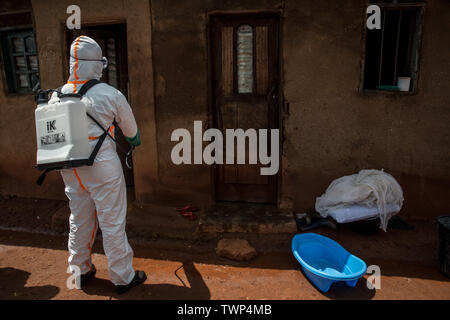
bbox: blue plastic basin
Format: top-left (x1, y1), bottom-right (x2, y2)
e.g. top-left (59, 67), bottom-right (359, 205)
top-left (292, 233), bottom-right (367, 293)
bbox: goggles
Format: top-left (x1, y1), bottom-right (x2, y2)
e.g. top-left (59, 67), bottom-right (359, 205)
top-left (71, 55), bottom-right (108, 69)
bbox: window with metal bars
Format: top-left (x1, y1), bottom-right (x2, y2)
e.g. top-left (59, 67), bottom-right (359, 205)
top-left (363, 1), bottom-right (424, 93)
top-left (0, 28), bottom-right (40, 94)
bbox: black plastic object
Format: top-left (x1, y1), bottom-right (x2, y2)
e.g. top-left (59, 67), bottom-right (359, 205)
top-left (437, 215), bottom-right (450, 278)
top-left (349, 217), bottom-right (379, 235)
top-left (388, 215), bottom-right (414, 230)
top-left (295, 213), bottom-right (337, 232)
top-left (35, 89), bottom-right (49, 105)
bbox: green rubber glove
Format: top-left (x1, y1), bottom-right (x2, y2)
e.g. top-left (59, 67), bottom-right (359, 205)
top-left (125, 129), bottom-right (141, 147)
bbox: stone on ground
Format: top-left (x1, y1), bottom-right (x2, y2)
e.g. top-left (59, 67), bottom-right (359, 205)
top-left (216, 238), bottom-right (257, 261)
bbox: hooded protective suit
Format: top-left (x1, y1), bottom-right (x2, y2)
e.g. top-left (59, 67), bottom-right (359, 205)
top-left (52, 36), bottom-right (138, 285)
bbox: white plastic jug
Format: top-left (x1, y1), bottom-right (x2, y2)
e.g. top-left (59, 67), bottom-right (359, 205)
top-left (397, 77), bottom-right (411, 92)
top-left (35, 95), bottom-right (91, 169)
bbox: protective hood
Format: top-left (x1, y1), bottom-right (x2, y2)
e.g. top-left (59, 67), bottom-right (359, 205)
top-left (68, 36), bottom-right (105, 84)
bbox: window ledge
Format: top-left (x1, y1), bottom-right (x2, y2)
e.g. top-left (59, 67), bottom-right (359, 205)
top-left (361, 89), bottom-right (417, 96)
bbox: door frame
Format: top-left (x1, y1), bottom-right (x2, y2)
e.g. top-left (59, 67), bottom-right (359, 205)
top-left (63, 22), bottom-right (135, 187)
top-left (61, 19), bottom-right (127, 85)
top-left (63, 22), bottom-right (129, 96)
top-left (207, 10), bottom-right (284, 205)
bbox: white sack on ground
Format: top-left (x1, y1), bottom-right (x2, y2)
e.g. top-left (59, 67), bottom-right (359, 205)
top-left (315, 169), bottom-right (404, 231)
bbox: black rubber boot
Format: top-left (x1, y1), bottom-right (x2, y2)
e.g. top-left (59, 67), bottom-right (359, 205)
top-left (115, 270), bottom-right (147, 294)
top-left (80, 264), bottom-right (96, 287)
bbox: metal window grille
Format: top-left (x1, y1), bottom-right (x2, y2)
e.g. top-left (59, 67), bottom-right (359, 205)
top-left (1, 29), bottom-right (40, 94)
top-left (364, 2), bottom-right (424, 92)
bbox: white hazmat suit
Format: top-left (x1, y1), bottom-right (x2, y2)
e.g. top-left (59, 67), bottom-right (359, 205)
top-left (52, 36), bottom-right (138, 286)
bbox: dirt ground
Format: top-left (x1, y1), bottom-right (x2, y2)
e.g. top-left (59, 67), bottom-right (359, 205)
top-left (0, 227), bottom-right (449, 300)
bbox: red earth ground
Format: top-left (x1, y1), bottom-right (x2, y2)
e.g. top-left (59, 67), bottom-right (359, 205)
top-left (0, 194), bottom-right (449, 300)
top-left (0, 226), bottom-right (449, 300)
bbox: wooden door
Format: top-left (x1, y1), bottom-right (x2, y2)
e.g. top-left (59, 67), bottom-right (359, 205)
top-left (210, 13), bottom-right (280, 203)
top-left (67, 24), bottom-right (134, 187)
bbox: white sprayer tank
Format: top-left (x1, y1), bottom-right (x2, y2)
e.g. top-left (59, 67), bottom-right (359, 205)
top-left (35, 95), bottom-right (91, 169)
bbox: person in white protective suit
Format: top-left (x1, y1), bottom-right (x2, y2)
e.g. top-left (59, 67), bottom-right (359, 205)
top-left (51, 36), bottom-right (146, 294)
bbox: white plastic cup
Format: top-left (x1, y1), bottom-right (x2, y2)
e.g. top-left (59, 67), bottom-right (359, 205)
top-left (397, 77), bottom-right (411, 92)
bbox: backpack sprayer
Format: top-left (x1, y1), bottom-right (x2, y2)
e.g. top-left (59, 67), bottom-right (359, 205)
top-left (35, 79), bottom-right (134, 185)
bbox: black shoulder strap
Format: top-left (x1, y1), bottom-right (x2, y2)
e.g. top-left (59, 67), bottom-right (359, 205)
top-left (36, 168), bottom-right (51, 186)
top-left (55, 79), bottom-right (101, 97)
top-left (87, 130), bottom-right (109, 166)
top-left (78, 79), bottom-right (101, 96)
top-left (79, 80), bottom-right (110, 166)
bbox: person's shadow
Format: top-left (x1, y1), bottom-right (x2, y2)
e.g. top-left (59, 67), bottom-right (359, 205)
top-left (0, 267), bottom-right (60, 299)
top-left (82, 260), bottom-right (211, 299)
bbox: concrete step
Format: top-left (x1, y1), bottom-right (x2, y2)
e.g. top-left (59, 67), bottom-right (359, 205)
top-left (126, 203), bottom-right (200, 241)
top-left (197, 202), bottom-right (296, 238)
top-left (51, 202), bottom-right (200, 241)
top-left (51, 201), bottom-right (297, 246)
